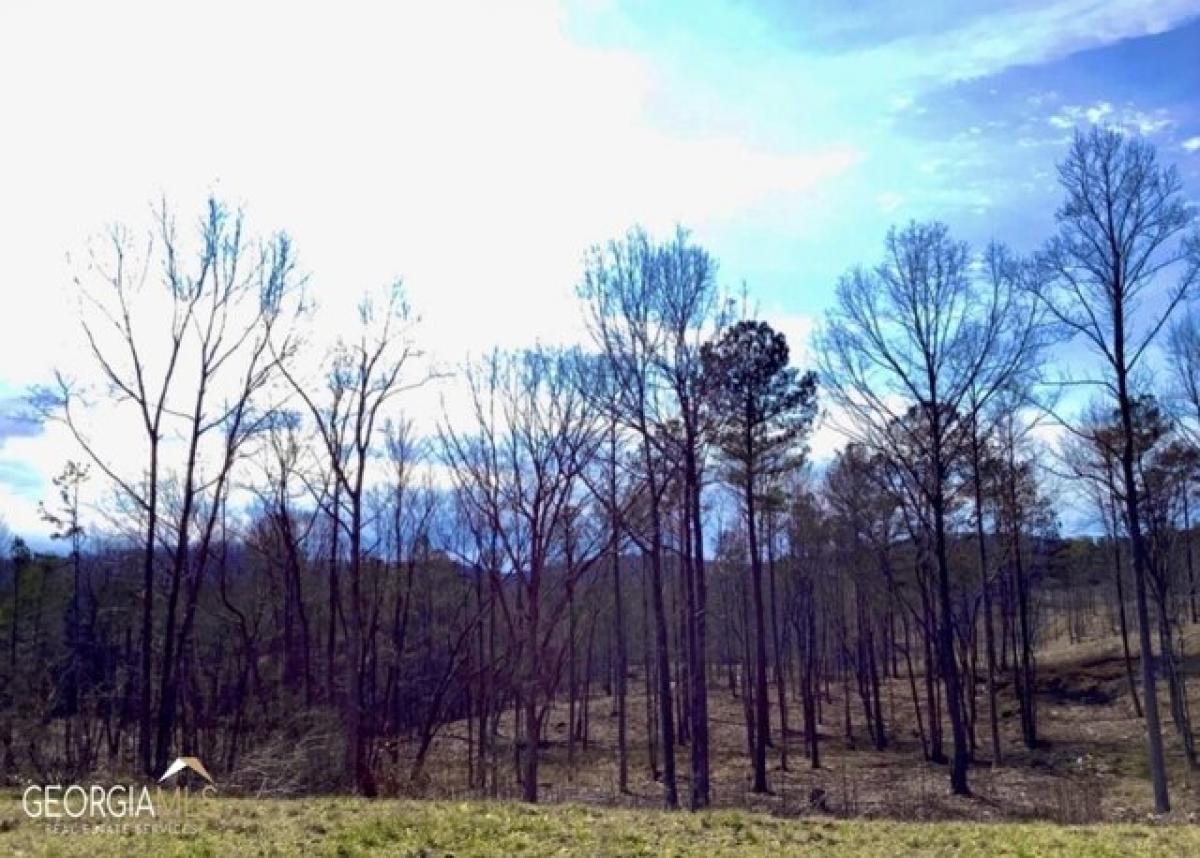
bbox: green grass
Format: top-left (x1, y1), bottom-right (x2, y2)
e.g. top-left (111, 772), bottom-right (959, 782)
top-left (3, 797), bottom-right (1198, 856)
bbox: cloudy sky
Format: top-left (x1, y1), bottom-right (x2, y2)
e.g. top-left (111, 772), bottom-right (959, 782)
top-left (1, 0), bottom-right (1199, 547)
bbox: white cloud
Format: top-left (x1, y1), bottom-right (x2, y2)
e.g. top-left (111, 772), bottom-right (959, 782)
top-left (0, 1), bottom-right (862, 536)
top-left (843, 0), bottom-right (1200, 85)
top-left (1047, 100), bottom-right (1175, 136)
top-left (1086, 102), bottom-right (1116, 124)
top-left (0, 0), bottom-right (858, 379)
top-left (762, 312), bottom-right (817, 368)
top-left (0, 482), bottom-right (48, 549)
top-left (1184, 137), bottom-right (1200, 153)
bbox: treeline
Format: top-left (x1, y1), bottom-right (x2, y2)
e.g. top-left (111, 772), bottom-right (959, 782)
top-left (1, 126), bottom-right (1198, 812)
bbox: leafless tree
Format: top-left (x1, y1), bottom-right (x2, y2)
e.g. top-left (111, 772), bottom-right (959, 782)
top-left (40, 197), bottom-right (304, 775)
top-left (646, 229), bottom-right (725, 808)
top-left (1028, 127), bottom-right (1200, 813)
top-left (279, 282), bottom-right (429, 795)
top-left (817, 220), bottom-right (1038, 795)
top-left (579, 229), bottom-right (682, 807)
top-left (440, 347), bottom-right (604, 802)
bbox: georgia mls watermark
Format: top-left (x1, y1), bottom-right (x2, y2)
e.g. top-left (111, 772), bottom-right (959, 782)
top-left (21, 756), bottom-right (217, 836)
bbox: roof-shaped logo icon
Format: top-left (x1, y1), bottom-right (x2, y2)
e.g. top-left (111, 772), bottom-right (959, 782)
top-left (158, 756), bottom-right (215, 785)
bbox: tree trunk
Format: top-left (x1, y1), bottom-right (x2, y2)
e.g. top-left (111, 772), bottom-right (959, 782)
top-left (1115, 324), bottom-right (1171, 812)
top-left (138, 443), bottom-right (160, 776)
top-left (1109, 500), bottom-right (1142, 717)
top-left (744, 457), bottom-right (771, 793)
top-left (932, 457), bottom-right (970, 795)
top-left (567, 576), bottom-right (577, 778)
top-left (1185, 489), bottom-right (1198, 625)
top-left (970, 423), bottom-right (1002, 765)
top-left (767, 518), bottom-right (789, 770)
top-left (327, 483), bottom-right (341, 704)
top-left (641, 555), bottom-right (660, 783)
top-left (642, 442), bottom-right (678, 808)
top-left (683, 434), bottom-right (711, 809)
top-left (611, 478), bottom-right (629, 792)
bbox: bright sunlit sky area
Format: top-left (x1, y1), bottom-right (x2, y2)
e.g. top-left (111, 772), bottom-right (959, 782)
top-left (1, 0), bottom-right (1199, 548)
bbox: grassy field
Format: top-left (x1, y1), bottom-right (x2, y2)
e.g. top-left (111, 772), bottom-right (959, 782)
top-left (3, 797), bottom-right (1200, 857)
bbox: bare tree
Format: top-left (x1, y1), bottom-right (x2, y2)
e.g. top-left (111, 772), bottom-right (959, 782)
top-left (1028, 127), bottom-right (1200, 813)
top-left (579, 229), bottom-right (681, 808)
top-left (650, 230), bottom-right (725, 809)
top-left (152, 203), bottom-right (304, 776)
top-left (817, 221), bottom-right (1037, 795)
top-left (280, 282), bottom-right (428, 795)
top-left (440, 347), bottom-right (603, 802)
top-left (965, 244), bottom-right (1049, 761)
top-left (574, 358), bottom-right (636, 794)
top-left (41, 197), bottom-right (303, 775)
top-left (247, 411), bottom-right (321, 705)
top-left (1168, 314), bottom-right (1200, 451)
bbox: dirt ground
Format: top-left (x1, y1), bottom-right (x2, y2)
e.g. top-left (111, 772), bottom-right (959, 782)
top-left (396, 628), bottom-right (1200, 823)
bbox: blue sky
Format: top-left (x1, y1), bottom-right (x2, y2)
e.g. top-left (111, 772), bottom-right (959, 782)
top-left (0, 0), bottom-right (1198, 547)
top-left (562, 0), bottom-right (1200, 311)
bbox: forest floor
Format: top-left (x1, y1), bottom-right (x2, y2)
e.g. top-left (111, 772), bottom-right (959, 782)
top-left (6, 629), bottom-right (1200, 854)
top-left (4, 796), bottom-right (1200, 856)
top-left (400, 625), bottom-right (1200, 824)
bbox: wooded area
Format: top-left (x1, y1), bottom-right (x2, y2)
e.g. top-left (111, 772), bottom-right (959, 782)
top-left (2, 127), bottom-right (1199, 819)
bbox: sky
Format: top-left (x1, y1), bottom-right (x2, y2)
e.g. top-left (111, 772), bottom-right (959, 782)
top-left (1, 0), bottom-right (1199, 548)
